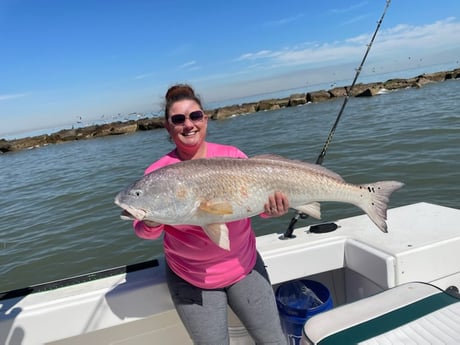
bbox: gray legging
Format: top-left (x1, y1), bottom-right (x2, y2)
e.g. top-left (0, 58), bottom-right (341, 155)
top-left (166, 253), bottom-right (287, 345)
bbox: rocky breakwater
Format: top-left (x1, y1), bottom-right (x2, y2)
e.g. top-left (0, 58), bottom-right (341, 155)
top-left (1, 68), bottom-right (458, 154)
top-left (0, 118), bottom-right (164, 153)
top-left (208, 69), bottom-right (459, 119)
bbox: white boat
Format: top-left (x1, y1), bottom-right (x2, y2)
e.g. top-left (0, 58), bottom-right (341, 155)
top-left (1, 202), bottom-right (459, 344)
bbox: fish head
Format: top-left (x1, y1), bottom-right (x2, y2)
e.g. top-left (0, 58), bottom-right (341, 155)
top-left (115, 187), bottom-right (150, 220)
top-left (114, 171), bottom-right (198, 224)
top-left (115, 184), bottom-right (150, 219)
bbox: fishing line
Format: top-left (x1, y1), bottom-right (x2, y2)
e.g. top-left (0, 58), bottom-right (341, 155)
top-left (282, 0), bottom-right (391, 239)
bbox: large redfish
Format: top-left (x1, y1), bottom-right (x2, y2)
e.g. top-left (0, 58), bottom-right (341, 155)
top-left (114, 155), bottom-right (403, 250)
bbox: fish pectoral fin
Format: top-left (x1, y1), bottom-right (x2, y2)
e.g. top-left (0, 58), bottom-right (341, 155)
top-left (294, 202), bottom-right (321, 219)
top-left (199, 200), bottom-right (233, 215)
top-left (202, 224), bottom-right (230, 251)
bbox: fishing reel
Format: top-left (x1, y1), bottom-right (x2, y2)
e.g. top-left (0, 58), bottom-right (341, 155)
top-left (281, 212), bottom-right (338, 239)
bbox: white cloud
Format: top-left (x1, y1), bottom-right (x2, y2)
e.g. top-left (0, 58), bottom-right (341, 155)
top-left (234, 18), bottom-right (460, 71)
top-left (376, 17), bottom-right (459, 50)
top-left (330, 2), bottom-right (369, 14)
top-left (199, 17), bottom-right (460, 103)
top-left (340, 13), bottom-right (372, 26)
top-left (237, 50), bottom-right (276, 61)
top-left (134, 72), bottom-right (154, 80)
top-left (179, 60), bottom-right (198, 69)
top-left (265, 14), bottom-right (304, 27)
top-left (0, 93), bottom-right (26, 101)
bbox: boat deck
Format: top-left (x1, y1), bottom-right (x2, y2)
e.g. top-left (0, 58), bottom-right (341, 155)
top-left (1, 202), bottom-right (459, 344)
top-left (260, 202), bottom-right (460, 290)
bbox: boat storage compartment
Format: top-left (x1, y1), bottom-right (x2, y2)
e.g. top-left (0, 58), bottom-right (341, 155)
top-left (302, 281), bottom-right (460, 345)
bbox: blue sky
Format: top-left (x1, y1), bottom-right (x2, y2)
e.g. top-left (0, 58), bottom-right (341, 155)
top-left (1, 0), bottom-right (460, 138)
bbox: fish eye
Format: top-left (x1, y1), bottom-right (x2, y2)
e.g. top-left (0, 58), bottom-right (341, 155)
top-left (130, 189), bottom-right (143, 197)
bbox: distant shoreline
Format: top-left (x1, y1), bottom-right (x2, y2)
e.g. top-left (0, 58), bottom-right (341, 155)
top-left (1, 68), bottom-right (459, 154)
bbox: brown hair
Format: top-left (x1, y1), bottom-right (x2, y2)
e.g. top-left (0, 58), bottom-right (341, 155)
top-left (164, 83), bottom-right (203, 120)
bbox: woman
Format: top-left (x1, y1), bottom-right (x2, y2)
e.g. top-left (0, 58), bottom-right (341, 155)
top-left (133, 84), bottom-right (289, 345)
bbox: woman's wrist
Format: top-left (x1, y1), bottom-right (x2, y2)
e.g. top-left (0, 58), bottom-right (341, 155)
top-left (143, 220), bottom-right (161, 227)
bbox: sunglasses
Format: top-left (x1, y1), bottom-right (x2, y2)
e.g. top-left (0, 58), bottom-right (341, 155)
top-left (169, 110), bottom-right (205, 126)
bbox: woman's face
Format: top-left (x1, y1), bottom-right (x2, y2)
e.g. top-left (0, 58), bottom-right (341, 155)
top-left (165, 99), bottom-right (208, 152)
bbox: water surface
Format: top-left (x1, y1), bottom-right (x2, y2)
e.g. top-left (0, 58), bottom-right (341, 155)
top-left (1, 80), bottom-right (459, 292)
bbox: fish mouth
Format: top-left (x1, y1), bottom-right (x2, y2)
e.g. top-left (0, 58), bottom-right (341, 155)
top-left (119, 207), bottom-right (147, 221)
top-left (115, 199), bottom-right (147, 221)
top-left (120, 209), bottom-right (136, 220)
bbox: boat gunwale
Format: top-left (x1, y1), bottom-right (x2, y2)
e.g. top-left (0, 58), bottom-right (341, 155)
top-left (0, 259), bottom-right (159, 301)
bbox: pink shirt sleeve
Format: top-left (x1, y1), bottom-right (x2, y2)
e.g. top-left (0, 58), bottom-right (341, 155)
top-left (133, 219), bottom-right (164, 239)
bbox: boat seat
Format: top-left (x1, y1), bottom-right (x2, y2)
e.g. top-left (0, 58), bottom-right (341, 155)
top-left (302, 282), bottom-right (460, 345)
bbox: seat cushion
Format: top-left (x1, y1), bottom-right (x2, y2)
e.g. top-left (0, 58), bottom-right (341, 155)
top-left (303, 282), bottom-right (460, 345)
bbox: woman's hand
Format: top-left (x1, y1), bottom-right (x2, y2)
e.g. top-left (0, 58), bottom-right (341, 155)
top-left (264, 192), bottom-right (289, 217)
top-left (142, 220), bottom-right (161, 227)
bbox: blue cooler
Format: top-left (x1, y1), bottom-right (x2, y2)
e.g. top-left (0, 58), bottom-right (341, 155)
top-left (276, 279), bottom-right (333, 345)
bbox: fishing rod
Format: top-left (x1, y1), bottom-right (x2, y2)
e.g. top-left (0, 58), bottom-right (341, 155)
top-left (282, 0), bottom-right (391, 239)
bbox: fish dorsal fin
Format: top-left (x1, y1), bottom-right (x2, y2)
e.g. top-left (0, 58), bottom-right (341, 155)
top-left (202, 224), bottom-right (230, 250)
top-left (250, 154), bottom-right (344, 181)
top-left (294, 202), bottom-right (321, 219)
top-left (199, 200), bottom-right (233, 215)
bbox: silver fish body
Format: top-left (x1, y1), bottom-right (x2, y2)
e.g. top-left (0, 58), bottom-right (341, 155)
top-left (114, 155), bottom-right (404, 250)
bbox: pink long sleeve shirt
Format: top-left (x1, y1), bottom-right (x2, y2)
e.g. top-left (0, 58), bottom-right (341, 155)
top-left (133, 142), bottom-right (257, 289)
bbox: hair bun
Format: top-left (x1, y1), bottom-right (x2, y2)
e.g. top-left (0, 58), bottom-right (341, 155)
top-left (163, 83), bottom-right (203, 118)
top-left (165, 84), bottom-right (196, 102)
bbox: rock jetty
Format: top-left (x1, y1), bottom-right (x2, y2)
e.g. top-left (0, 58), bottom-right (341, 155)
top-left (1, 68), bottom-right (459, 154)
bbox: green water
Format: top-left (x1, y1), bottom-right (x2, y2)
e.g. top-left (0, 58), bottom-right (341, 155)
top-left (0, 80), bottom-right (459, 292)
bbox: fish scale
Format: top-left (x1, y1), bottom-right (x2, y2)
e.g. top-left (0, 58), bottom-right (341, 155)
top-left (115, 155), bottom-right (404, 250)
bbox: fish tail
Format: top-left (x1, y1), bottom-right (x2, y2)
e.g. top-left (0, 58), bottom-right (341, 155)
top-left (358, 181), bottom-right (404, 232)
